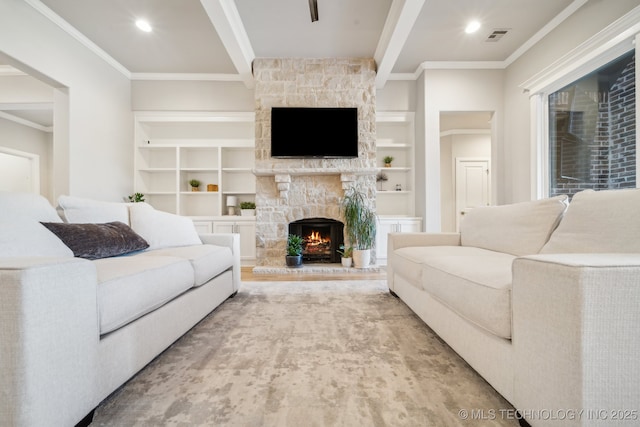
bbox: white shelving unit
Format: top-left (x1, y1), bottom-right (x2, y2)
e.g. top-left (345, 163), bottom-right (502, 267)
top-left (134, 112), bottom-right (257, 264)
top-left (376, 111), bottom-right (416, 216)
top-left (375, 112), bottom-right (421, 264)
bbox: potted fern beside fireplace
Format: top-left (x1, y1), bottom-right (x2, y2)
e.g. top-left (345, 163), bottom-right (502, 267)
top-left (340, 186), bottom-right (377, 268)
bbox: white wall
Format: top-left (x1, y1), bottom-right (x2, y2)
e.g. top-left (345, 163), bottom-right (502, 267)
top-left (132, 81), bottom-right (254, 111)
top-left (440, 133), bottom-right (491, 232)
top-left (503, 0), bottom-right (640, 203)
top-left (376, 80), bottom-right (417, 112)
top-left (0, 117), bottom-right (52, 200)
top-left (417, 69), bottom-right (504, 231)
top-left (0, 1), bottom-right (132, 202)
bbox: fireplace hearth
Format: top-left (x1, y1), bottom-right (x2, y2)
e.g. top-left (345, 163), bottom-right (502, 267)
top-left (289, 218), bottom-right (344, 263)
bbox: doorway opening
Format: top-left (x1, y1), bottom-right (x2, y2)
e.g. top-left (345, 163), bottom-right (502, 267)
top-left (440, 111), bottom-right (493, 232)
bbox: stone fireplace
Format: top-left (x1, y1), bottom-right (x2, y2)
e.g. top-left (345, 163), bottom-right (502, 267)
top-left (252, 58), bottom-right (377, 268)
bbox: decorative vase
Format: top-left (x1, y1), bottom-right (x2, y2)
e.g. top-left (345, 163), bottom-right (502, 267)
top-left (341, 257), bottom-right (352, 268)
top-left (241, 209), bottom-right (256, 216)
top-left (352, 249), bottom-right (371, 268)
top-left (191, 187), bottom-right (199, 192)
top-left (286, 255), bottom-right (303, 268)
top-left (384, 163), bottom-right (391, 168)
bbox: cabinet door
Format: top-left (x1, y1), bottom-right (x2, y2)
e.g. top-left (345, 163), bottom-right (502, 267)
top-left (213, 220), bottom-right (256, 264)
top-left (398, 219), bottom-right (422, 233)
top-left (236, 221), bottom-right (257, 261)
top-left (375, 219), bottom-right (397, 265)
top-left (192, 221), bottom-right (212, 234)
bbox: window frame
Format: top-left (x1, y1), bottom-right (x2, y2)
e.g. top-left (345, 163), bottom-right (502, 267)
top-left (520, 10), bottom-right (640, 199)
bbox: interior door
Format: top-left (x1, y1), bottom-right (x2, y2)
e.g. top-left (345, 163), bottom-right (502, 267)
top-left (455, 158), bottom-right (490, 231)
top-left (0, 149), bottom-right (39, 193)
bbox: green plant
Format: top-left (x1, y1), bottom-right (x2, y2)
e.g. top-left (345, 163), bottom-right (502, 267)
top-left (337, 244), bottom-right (353, 258)
top-left (340, 186), bottom-right (377, 250)
top-left (127, 192), bottom-right (145, 203)
top-left (240, 201), bottom-right (256, 209)
top-left (383, 156), bottom-right (394, 164)
top-left (286, 234), bottom-right (304, 256)
top-left (189, 179), bottom-right (201, 188)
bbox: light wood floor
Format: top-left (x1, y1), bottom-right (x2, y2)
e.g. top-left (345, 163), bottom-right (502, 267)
top-left (241, 266), bottom-right (387, 281)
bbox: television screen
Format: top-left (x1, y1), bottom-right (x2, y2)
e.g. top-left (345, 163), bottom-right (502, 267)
top-left (271, 107), bottom-right (358, 158)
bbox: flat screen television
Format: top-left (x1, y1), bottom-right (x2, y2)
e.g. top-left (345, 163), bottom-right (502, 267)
top-left (271, 107), bottom-right (358, 158)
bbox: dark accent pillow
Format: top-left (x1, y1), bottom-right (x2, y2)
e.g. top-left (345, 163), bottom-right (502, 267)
top-left (41, 221), bottom-right (149, 260)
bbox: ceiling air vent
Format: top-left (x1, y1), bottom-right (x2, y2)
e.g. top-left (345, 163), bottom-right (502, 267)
top-left (485, 29), bottom-right (510, 42)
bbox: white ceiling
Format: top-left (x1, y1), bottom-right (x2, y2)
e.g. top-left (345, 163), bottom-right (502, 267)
top-left (34, 0), bottom-right (582, 85)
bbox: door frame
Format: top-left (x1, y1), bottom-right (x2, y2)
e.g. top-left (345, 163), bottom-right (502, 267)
top-left (455, 157), bottom-right (490, 231)
top-left (0, 146), bottom-right (40, 194)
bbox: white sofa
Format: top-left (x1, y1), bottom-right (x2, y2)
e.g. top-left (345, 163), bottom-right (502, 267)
top-left (0, 192), bottom-right (241, 427)
top-left (387, 189), bottom-right (640, 426)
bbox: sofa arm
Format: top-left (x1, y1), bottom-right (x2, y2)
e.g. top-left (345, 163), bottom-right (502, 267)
top-left (512, 254), bottom-right (640, 426)
top-left (387, 232), bottom-right (460, 291)
top-left (0, 257), bottom-right (100, 427)
top-left (199, 233), bottom-right (241, 292)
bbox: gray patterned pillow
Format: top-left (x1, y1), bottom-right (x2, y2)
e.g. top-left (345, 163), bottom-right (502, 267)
top-left (41, 221), bottom-right (149, 260)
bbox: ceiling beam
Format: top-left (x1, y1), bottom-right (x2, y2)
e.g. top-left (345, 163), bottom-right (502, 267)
top-left (200, 0), bottom-right (255, 89)
top-left (374, 0), bottom-right (426, 89)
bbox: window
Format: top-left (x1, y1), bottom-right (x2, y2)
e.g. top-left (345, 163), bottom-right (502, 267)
top-left (548, 51), bottom-right (636, 197)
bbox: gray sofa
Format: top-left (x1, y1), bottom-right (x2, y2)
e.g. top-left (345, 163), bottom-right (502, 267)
top-left (387, 189), bottom-right (640, 426)
top-left (0, 192), bottom-right (240, 427)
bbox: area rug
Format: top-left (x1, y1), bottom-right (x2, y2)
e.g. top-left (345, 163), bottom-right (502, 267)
top-left (92, 280), bottom-right (517, 426)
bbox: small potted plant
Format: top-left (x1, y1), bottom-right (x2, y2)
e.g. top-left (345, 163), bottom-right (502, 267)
top-left (383, 156), bottom-right (394, 167)
top-left (337, 244), bottom-right (353, 268)
top-left (127, 192), bottom-right (145, 203)
top-left (240, 201), bottom-right (256, 216)
top-left (286, 234), bottom-right (304, 268)
top-left (189, 179), bottom-right (201, 191)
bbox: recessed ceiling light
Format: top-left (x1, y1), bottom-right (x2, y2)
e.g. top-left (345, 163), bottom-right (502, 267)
top-left (135, 19), bottom-right (152, 33)
top-left (465, 20), bottom-right (481, 34)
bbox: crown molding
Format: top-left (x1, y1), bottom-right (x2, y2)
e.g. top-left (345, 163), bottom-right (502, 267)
top-left (503, 0), bottom-right (588, 67)
top-left (25, 0), bottom-right (131, 79)
top-left (0, 110), bottom-right (52, 133)
top-left (520, 5), bottom-right (640, 94)
top-left (0, 65), bottom-right (27, 76)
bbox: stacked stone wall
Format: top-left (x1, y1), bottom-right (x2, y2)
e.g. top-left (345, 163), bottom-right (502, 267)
top-left (253, 58), bottom-right (377, 266)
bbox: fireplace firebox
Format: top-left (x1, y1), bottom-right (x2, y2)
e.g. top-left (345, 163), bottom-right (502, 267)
top-left (288, 218), bottom-right (344, 263)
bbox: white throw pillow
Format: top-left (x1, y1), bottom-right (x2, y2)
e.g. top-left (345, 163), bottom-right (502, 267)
top-left (541, 188), bottom-right (640, 254)
top-left (129, 203), bottom-right (201, 250)
top-left (460, 195), bottom-right (568, 256)
top-left (57, 195), bottom-right (130, 224)
top-left (0, 221), bottom-right (74, 258)
top-left (0, 191), bottom-right (62, 222)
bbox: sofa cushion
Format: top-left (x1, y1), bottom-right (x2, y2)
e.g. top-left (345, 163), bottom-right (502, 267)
top-left (94, 255), bottom-right (194, 334)
top-left (392, 246), bottom-right (488, 289)
top-left (129, 203), bottom-right (201, 250)
top-left (0, 221), bottom-right (74, 258)
top-left (460, 195), bottom-right (568, 256)
top-left (418, 247), bottom-right (516, 339)
top-left (139, 244), bottom-right (233, 287)
top-left (41, 221), bottom-right (149, 260)
top-left (57, 195), bottom-right (130, 224)
top-left (0, 191), bottom-right (62, 222)
top-left (541, 188), bottom-right (640, 254)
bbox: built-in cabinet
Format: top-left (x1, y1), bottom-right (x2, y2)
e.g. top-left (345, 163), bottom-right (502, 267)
top-left (134, 112), bottom-right (256, 265)
top-left (375, 111), bottom-right (421, 265)
top-left (375, 217), bottom-right (422, 265)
